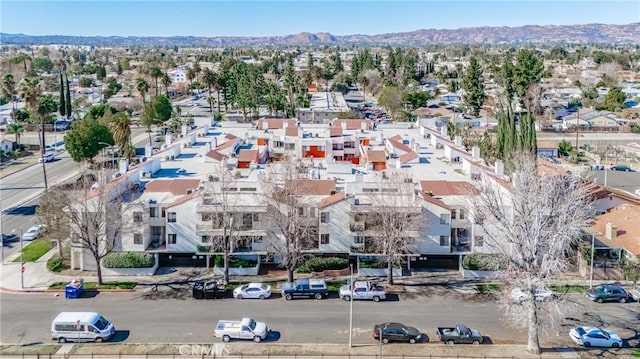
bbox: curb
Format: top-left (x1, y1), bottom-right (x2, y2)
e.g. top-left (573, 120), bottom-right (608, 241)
top-left (0, 287), bottom-right (137, 294)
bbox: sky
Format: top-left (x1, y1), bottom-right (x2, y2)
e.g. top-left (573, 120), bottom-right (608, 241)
top-left (1, 1), bottom-right (639, 37)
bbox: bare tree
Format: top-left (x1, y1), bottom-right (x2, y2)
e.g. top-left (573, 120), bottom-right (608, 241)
top-left (261, 160), bottom-right (319, 283)
top-left (37, 189), bottom-right (69, 259)
top-left (201, 170), bottom-right (242, 285)
top-left (63, 170), bottom-right (131, 284)
top-left (355, 171), bottom-right (422, 285)
top-left (468, 153), bottom-right (593, 354)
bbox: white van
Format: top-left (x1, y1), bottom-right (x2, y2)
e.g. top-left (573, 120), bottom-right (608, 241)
top-left (51, 312), bottom-right (115, 343)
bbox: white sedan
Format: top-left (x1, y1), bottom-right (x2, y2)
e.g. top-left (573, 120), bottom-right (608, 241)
top-left (570, 327), bottom-right (623, 348)
top-left (233, 283), bottom-right (271, 300)
top-left (511, 287), bottom-right (555, 302)
top-left (22, 225), bottom-right (44, 241)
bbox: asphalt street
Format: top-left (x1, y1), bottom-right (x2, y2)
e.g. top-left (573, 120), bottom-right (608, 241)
top-left (0, 128), bottom-right (151, 261)
top-left (1, 290), bottom-right (639, 347)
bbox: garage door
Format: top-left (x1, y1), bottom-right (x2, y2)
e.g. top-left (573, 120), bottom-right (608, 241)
top-left (158, 253), bottom-right (207, 267)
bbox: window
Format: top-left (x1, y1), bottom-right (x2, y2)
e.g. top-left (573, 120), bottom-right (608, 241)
top-left (149, 207), bottom-right (159, 218)
top-left (309, 207), bottom-right (316, 217)
top-left (161, 208), bottom-right (166, 218)
top-left (151, 226), bottom-right (162, 235)
top-left (298, 207), bottom-right (304, 216)
top-left (133, 234), bottom-right (142, 245)
top-left (459, 209), bottom-right (465, 220)
top-left (354, 235), bottom-right (364, 244)
top-left (451, 209), bottom-right (457, 219)
top-left (167, 212), bottom-right (176, 223)
top-left (439, 235), bottom-right (449, 246)
top-left (201, 235), bottom-right (211, 243)
top-left (440, 214), bottom-right (450, 225)
top-left (133, 212), bottom-right (143, 223)
top-left (201, 213), bottom-right (212, 221)
top-left (253, 213), bottom-right (259, 222)
top-left (474, 236), bottom-right (483, 247)
top-left (320, 234), bottom-right (330, 244)
top-left (168, 234), bottom-right (177, 244)
top-left (320, 212), bottom-right (330, 223)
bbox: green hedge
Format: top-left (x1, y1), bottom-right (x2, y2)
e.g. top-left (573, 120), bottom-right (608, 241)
top-left (103, 252), bottom-right (155, 268)
top-left (296, 257), bottom-right (349, 273)
top-left (462, 253), bottom-right (506, 270)
top-left (47, 254), bottom-right (64, 272)
top-left (214, 256), bottom-right (258, 268)
top-left (358, 261), bottom-right (387, 269)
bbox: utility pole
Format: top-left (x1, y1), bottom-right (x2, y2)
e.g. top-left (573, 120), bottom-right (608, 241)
top-left (575, 110), bottom-right (580, 153)
top-left (589, 234), bottom-right (595, 289)
top-left (348, 264), bottom-right (353, 348)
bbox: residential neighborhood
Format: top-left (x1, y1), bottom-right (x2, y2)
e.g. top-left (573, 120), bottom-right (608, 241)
top-left (1, 3), bottom-right (640, 358)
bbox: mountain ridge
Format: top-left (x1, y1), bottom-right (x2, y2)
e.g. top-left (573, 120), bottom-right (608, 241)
top-left (2, 23), bottom-right (639, 46)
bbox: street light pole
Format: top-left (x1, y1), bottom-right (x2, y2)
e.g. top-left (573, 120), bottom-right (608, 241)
top-left (348, 263), bottom-right (353, 348)
top-left (589, 234), bottom-right (595, 289)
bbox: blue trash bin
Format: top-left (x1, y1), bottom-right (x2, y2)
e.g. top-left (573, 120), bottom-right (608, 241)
top-left (65, 282), bottom-right (84, 299)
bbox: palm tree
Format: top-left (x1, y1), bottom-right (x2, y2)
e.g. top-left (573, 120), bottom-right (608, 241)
top-left (6, 122), bottom-right (24, 145)
top-left (213, 74), bottom-right (225, 113)
top-left (161, 72), bottom-right (172, 97)
top-left (207, 96), bottom-right (216, 113)
top-left (148, 66), bottom-right (164, 96)
top-left (202, 68), bottom-right (216, 96)
top-left (110, 112), bottom-right (133, 160)
top-left (19, 77), bottom-right (42, 116)
top-left (12, 53), bottom-right (32, 74)
top-left (192, 61), bottom-right (202, 83)
top-left (36, 94), bottom-right (58, 190)
top-left (2, 74), bottom-right (17, 121)
top-left (185, 66), bottom-right (195, 94)
top-left (136, 78), bottom-right (150, 105)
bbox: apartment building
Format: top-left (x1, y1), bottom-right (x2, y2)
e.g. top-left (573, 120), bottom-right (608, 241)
top-left (71, 117), bottom-right (538, 272)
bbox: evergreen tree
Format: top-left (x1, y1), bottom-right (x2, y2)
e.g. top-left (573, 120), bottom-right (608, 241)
top-left (462, 56), bottom-right (486, 117)
top-left (58, 73), bottom-right (66, 118)
top-left (65, 73), bottom-right (72, 119)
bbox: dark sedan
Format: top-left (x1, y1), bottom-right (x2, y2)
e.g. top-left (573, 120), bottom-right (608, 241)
top-left (586, 284), bottom-right (632, 303)
top-left (610, 165), bottom-right (635, 172)
top-left (373, 322), bottom-right (422, 344)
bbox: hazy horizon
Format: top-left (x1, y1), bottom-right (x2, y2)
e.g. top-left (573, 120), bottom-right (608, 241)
top-left (1, 1), bottom-right (639, 37)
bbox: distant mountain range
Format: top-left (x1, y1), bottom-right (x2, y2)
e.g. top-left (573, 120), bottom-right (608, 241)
top-left (2, 23), bottom-right (639, 46)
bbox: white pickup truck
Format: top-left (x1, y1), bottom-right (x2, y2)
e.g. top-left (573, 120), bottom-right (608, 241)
top-left (214, 318), bottom-right (268, 343)
top-left (339, 280), bottom-right (386, 302)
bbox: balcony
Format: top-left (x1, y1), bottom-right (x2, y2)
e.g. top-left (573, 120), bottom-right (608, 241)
top-left (451, 238), bottom-right (472, 253)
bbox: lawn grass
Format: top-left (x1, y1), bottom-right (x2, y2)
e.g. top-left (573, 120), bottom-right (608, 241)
top-left (12, 239), bottom-right (52, 262)
top-left (49, 281), bottom-right (137, 290)
top-left (550, 284), bottom-right (589, 293)
top-left (476, 283), bottom-right (502, 293)
top-left (632, 349), bottom-right (640, 357)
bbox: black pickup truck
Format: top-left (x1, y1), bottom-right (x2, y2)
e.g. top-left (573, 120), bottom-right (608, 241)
top-left (281, 278), bottom-right (329, 300)
top-left (436, 324), bottom-right (484, 345)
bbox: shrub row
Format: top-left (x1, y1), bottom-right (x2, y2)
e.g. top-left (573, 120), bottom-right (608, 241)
top-left (462, 253), bottom-right (506, 271)
top-left (47, 254), bottom-right (64, 272)
top-left (358, 261), bottom-right (387, 269)
top-left (103, 252), bottom-right (155, 268)
top-left (214, 256), bottom-right (258, 268)
top-left (296, 257), bottom-right (349, 273)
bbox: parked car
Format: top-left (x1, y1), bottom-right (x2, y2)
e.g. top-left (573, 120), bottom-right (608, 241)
top-left (281, 278), bottom-right (328, 300)
top-left (339, 280), bottom-right (386, 302)
top-left (51, 312), bottom-right (115, 343)
top-left (610, 165), bottom-right (635, 172)
top-left (436, 324), bottom-right (483, 345)
top-left (233, 282), bottom-right (271, 300)
top-left (511, 287), bottom-right (555, 302)
top-left (586, 284), bottom-right (631, 303)
top-left (214, 318), bottom-right (268, 343)
top-left (569, 326), bottom-right (622, 348)
top-left (38, 153), bottom-right (55, 163)
top-left (373, 322), bottom-right (422, 344)
top-left (22, 225), bottom-right (44, 241)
